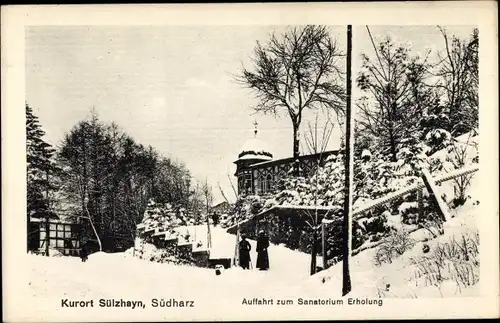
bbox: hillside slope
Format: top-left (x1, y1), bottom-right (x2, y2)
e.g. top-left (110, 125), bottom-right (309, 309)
top-left (308, 174), bottom-right (481, 298)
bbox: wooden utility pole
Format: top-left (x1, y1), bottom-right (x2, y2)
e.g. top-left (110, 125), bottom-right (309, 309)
top-left (342, 24), bottom-right (354, 296)
top-left (44, 149), bottom-right (50, 257)
top-left (205, 178), bottom-right (212, 249)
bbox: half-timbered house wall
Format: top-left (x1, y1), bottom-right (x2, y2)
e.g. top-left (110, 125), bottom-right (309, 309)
top-left (235, 150), bottom-right (338, 196)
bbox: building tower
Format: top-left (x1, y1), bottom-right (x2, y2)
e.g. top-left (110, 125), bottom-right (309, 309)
top-left (234, 121), bottom-right (273, 195)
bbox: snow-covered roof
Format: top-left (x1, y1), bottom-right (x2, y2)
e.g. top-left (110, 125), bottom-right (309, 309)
top-left (225, 204), bottom-right (341, 233)
top-left (236, 137), bottom-right (273, 162)
top-left (29, 217), bottom-right (73, 224)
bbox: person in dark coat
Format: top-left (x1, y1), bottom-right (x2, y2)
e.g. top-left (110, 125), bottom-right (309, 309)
top-left (80, 242), bottom-right (89, 262)
top-left (238, 234), bottom-right (251, 269)
top-left (211, 212), bottom-right (220, 227)
top-left (256, 230), bottom-right (270, 270)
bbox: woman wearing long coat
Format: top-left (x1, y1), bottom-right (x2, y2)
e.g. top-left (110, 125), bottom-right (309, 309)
top-left (256, 230), bottom-right (269, 270)
top-left (238, 234), bottom-right (251, 269)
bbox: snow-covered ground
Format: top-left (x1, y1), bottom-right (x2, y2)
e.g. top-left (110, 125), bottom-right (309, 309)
top-left (24, 200), bottom-right (479, 309)
top-left (22, 226), bottom-right (325, 321)
top-left (16, 198), bottom-right (485, 322)
top-left (17, 161), bottom-right (486, 321)
top-left (310, 172), bottom-right (482, 299)
top-left (310, 203), bottom-right (480, 298)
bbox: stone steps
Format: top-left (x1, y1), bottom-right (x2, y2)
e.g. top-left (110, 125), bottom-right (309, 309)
top-left (138, 225), bottom-right (216, 268)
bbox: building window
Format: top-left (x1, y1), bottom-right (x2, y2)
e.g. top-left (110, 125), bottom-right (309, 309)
top-left (238, 174), bottom-right (244, 194)
top-left (244, 173), bottom-right (252, 194)
top-left (36, 221), bottom-right (81, 256)
top-left (265, 174), bottom-right (273, 193)
top-left (259, 177), bottom-right (265, 193)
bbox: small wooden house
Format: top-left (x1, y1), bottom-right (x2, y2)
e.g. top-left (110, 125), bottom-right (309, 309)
top-left (28, 217), bottom-right (81, 256)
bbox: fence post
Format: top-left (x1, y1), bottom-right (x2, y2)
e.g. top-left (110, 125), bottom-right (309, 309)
top-left (322, 223), bottom-right (327, 269)
top-left (421, 169), bottom-right (451, 222)
top-left (233, 224), bottom-right (240, 267)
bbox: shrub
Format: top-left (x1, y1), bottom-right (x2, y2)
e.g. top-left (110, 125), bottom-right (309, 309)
top-left (374, 230), bottom-right (416, 266)
top-left (409, 230), bottom-right (479, 292)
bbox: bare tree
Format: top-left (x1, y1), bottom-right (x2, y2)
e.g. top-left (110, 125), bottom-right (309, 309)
top-left (357, 28), bottom-right (429, 161)
top-left (227, 173), bottom-right (239, 199)
top-left (445, 130), bottom-right (478, 206)
top-left (433, 26), bottom-right (479, 135)
top-left (218, 180), bottom-right (241, 267)
top-left (77, 174), bottom-right (103, 251)
top-left (201, 178), bottom-right (213, 248)
top-left (303, 114), bottom-right (335, 156)
top-left (238, 25), bottom-right (346, 175)
top-left (302, 113), bottom-right (334, 275)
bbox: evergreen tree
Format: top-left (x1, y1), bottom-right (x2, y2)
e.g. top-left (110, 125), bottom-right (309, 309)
top-left (26, 103), bottom-right (58, 220)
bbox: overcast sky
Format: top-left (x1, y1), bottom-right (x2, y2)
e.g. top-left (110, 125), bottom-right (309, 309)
top-left (26, 25), bottom-right (475, 203)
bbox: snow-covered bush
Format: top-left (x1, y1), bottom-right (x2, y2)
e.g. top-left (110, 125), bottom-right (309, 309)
top-left (220, 195), bottom-right (267, 229)
top-left (134, 199), bottom-right (204, 266)
top-left (139, 200), bottom-right (185, 239)
top-left (265, 147), bottom-right (425, 254)
top-left (425, 129), bottom-right (452, 153)
top-left (427, 130), bottom-right (479, 207)
top-left (374, 229), bottom-right (416, 267)
top-left (359, 213), bottom-right (391, 238)
top-left (324, 220), bottom-right (366, 262)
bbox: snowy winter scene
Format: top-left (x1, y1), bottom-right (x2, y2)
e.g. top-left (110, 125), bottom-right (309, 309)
top-left (3, 4), bottom-right (496, 319)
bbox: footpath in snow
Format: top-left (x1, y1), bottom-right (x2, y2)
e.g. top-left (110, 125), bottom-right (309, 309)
top-left (24, 226), bottom-right (326, 316)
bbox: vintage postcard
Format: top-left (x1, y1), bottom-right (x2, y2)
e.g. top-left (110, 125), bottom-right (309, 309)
top-left (2, 2), bottom-right (499, 322)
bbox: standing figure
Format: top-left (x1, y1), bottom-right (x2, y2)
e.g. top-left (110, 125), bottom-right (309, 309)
top-left (256, 230), bottom-right (269, 270)
top-left (238, 234), bottom-right (251, 269)
top-left (211, 212), bottom-right (220, 227)
top-left (80, 242), bottom-right (89, 262)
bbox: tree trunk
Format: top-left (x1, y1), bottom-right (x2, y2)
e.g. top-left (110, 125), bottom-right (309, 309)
top-left (342, 24), bottom-right (353, 296)
top-left (417, 188), bottom-right (424, 224)
top-left (84, 201), bottom-right (103, 252)
top-left (310, 231), bottom-right (317, 275)
top-left (388, 127), bottom-right (397, 162)
top-left (322, 223), bottom-right (327, 270)
top-left (292, 121), bottom-right (300, 176)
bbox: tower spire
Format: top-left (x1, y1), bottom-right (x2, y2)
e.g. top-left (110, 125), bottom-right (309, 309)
top-left (253, 119), bottom-right (259, 137)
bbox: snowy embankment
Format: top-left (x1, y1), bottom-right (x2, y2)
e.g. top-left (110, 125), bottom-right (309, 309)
top-left (309, 173), bottom-right (482, 298)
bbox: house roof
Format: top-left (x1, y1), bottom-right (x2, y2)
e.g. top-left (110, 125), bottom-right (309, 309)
top-left (247, 150), bottom-right (340, 169)
top-left (225, 203), bottom-right (342, 233)
top-left (236, 136), bottom-right (273, 163)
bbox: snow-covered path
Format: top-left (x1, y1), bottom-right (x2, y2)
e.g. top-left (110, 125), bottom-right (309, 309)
top-left (19, 226), bottom-right (329, 321)
top-left (176, 225), bottom-right (314, 281)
